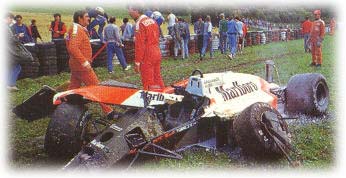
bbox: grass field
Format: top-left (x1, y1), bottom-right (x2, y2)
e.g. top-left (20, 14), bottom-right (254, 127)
top-left (8, 28), bottom-right (337, 170)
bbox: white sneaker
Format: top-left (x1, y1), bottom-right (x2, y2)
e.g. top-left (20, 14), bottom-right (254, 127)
top-left (124, 65), bottom-right (131, 71)
top-left (227, 54), bottom-right (233, 60)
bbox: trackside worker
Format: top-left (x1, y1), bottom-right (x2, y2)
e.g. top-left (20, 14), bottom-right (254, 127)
top-left (308, 10), bottom-right (325, 68)
top-left (49, 13), bottom-right (67, 41)
top-left (301, 16), bottom-right (312, 52)
top-left (128, 5), bottom-right (165, 91)
top-left (66, 10), bottom-right (118, 120)
top-left (329, 17), bottom-right (336, 35)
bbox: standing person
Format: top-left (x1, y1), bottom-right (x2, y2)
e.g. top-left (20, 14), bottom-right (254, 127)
top-left (103, 16), bottom-right (131, 73)
top-left (172, 18), bottom-right (184, 60)
top-left (121, 18), bottom-right (134, 41)
top-left (308, 10), bottom-right (325, 68)
top-left (28, 19), bottom-right (42, 43)
top-left (49, 13), bottom-right (67, 41)
top-left (301, 16), bottom-right (313, 52)
top-left (87, 7), bottom-right (107, 42)
top-left (235, 17), bottom-right (244, 54)
top-left (128, 5), bottom-right (165, 91)
top-left (241, 18), bottom-right (248, 53)
top-left (182, 18), bottom-right (190, 59)
top-left (12, 15), bottom-right (33, 43)
top-left (66, 10), bottom-right (118, 120)
top-left (200, 15), bottom-right (213, 60)
top-left (194, 16), bottom-right (204, 60)
top-left (167, 11), bottom-right (176, 36)
top-left (151, 10), bottom-right (165, 38)
top-left (218, 13), bottom-right (228, 54)
top-left (329, 17), bottom-right (336, 35)
top-left (6, 13), bottom-right (33, 91)
top-left (227, 16), bottom-right (238, 60)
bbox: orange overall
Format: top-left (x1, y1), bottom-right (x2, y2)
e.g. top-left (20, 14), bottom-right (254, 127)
top-left (135, 15), bottom-right (164, 91)
top-left (309, 19), bottom-right (325, 65)
top-left (66, 23), bottom-right (113, 114)
top-left (329, 18), bottom-right (336, 35)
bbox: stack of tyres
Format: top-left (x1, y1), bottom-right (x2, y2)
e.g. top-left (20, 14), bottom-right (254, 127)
top-left (37, 42), bottom-right (58, 76)
top-left (19, 43), bottom-right (40, 79)
top-left (91, 41), bottom-right (107, 67)
top-left (211, 35), bottom-right (219, 51)
top-left (53, 39), bottom-right (69, 73)
top-left (280, 30), bottom-right (287, 41)
top-left (266, 31), bottom-right (272, 43)
top-left (250, 32), bottom-right (257, 45)
top-left (255, 32), bottom-right (261, 45)
top-left (159, 38), bottom-right (170, 59)
top-left (245, 32), bottom-right (252, 46)
top-left (123, 40), bottom-right (135, 63)
top-left (260, 31), bottom-right (266, 44)
top-left (188, 38), bottom-right (196, 55)
top-left (272, 30), bottom-right (280, 42)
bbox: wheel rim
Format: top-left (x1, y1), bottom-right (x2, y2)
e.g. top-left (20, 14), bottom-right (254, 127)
top-left (316, 81), bottom-right (328, 106)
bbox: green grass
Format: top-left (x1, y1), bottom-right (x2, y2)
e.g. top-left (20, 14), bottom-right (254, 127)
top-left (9, 32), bottom-right (337, 169)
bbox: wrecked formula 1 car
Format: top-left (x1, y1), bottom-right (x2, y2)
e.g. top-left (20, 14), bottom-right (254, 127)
top-left (13, 67), bottom-right (329, 169)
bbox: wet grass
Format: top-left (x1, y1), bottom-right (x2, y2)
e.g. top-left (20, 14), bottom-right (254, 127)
top-left (8, 33), bottom-right (337, 170)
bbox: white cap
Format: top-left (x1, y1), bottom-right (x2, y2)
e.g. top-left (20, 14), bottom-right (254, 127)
top-left (95, 7), bottom-right (105, 15)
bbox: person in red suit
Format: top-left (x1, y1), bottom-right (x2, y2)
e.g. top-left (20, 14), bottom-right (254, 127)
top-left (308, 10), bottom-right (325, 68)
top-left (128, 5), bottom-right (165, 91)
top-left (66, 10), bottom-right (117, 120)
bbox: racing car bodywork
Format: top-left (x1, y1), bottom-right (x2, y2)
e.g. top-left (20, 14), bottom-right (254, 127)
top-left (13, 69), bottom-right (329, 169)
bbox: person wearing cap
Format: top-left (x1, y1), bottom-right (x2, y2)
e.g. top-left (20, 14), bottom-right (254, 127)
top-left (308, 10), bottom-right (325, 67)
top-left (218, 13), bottom-right (228, 54)
top-left (49, 13), bottom-right (67, 41)
top-left (128, 5), bottom-right (165, 91)
top-left (301, 16), bottom-right (313, 52)
top-left (66, 10), bottom-right (118, 120)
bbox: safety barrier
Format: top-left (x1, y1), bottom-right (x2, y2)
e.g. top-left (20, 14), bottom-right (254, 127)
top-left (20, 28), bottom-right (303, 79)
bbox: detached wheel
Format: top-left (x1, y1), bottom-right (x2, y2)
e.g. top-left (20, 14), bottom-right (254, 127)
top-left (286, 73), bottom-right (329, 116)
top-left (233, 102), bottom-right (291, 159)
top-left (44, 102), bottom-right (90, 158)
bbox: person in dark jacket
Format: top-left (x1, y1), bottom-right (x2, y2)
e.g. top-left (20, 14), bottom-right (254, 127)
top-left (194, 16), bottom-right (204, 60)
top-left (49, 13), bottom-right (67, 41)
top-left (29, 19), bottom-right (42, 43)
top-left (12, 15), bottom-right (33, 44)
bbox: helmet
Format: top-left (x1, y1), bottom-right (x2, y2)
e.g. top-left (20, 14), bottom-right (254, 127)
top-left (95, 7), bottom-right (105, 15)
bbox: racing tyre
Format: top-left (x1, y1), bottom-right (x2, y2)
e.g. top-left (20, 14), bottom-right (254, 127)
top-left (44, 102), bottom-right (89, 158)
top-left (233, 102), bottom-right (291, 159)
top-left (285, 73), bottom-right (329, 116)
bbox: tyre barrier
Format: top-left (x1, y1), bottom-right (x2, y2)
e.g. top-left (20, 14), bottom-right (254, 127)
top-left (36, 42), bottom-right (58, 76)
top-left (260, 32), bottom-right (266, 44)
top-left (123, 40), bottom-right (135, 63)
top-left (280, 31), bottom-right (287, 41)
top-left (53, 39), bottom-right (70, 73)
top-left (20, 43), bottom-right (40, 79)
top-left (91, 41), bottom-right (107, 67)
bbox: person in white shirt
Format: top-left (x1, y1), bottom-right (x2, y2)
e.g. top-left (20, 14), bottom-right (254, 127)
top-left (167, 11), bottom-right (176, 36)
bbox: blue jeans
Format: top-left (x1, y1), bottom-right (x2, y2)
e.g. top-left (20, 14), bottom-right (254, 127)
top-left (227, 33), bottom-right (237, 55)
top-left (304, 34), bottom-right (310, 52)
top-left (106, 42), bottom-right (128, 72)
top-left (8, 63), bottom-right (21, 86)
top-left (201, 34), bottom-right (213, 57)
top-left (219, 32), bottom-right (227, 53)
top-left (88, 16), bottom-right (106, 42)
top-left (183, 38), bottom-right (189, 58)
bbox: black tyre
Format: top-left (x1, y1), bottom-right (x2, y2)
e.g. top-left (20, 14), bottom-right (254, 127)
top-left (286, 73), bottom-right (329, 116)
top-left (44, 102), bottom-right (89, 158)
top-left (233, 102), bottom-right (291, 159)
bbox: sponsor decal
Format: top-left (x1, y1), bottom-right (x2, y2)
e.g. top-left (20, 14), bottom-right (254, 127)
top-left (215, 81), bottom-right (258, 101)
top-left (140, 91), bottom-right (164, 104)
top-left (110, 124), bottom-right (123, 132)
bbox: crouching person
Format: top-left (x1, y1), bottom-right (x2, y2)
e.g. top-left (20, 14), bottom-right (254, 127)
top-left (66, 10), bottom-right (119, 120)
